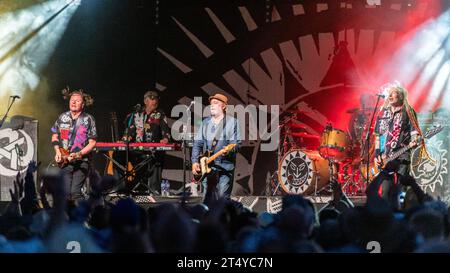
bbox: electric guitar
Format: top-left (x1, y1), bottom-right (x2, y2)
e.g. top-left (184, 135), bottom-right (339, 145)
top-left (104, 111), bottom-right (135, 181)
top-left (361, 124), bottom-right (444, 181)
top-left (193, 144), bottom-right (237, 182)
top-left (57, 148), bottom-right (81, 168)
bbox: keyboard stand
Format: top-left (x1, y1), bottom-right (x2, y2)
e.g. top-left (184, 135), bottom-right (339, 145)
top-left (99, 148), bottom-right (155, 195)
top-left (129, 153), bottom-right (155, 194)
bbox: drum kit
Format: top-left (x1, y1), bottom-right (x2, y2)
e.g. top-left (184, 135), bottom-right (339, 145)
top-left (271, 106), bottom-right (375, 197)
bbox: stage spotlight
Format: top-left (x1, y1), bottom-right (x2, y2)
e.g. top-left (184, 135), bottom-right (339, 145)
top-left (374, 9), bottom-right (450, 112)
top-left (66, 0), bottom-right (81, 6)
top-left (0, 0), bottom-right (80, 98)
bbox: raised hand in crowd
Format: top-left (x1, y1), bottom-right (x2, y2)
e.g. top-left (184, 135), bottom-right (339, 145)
top-left (41, 167), bottom-right (69, 229)
top-left (21, 160), bottom-right (41, 214)
top-left (400, 174), bottom-right (432, 205)
top-left (4, 172), bottom-right (25, 217)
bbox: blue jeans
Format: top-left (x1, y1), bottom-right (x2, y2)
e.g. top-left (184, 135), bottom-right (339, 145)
top-left (202, 167), bottom-right (234, 206)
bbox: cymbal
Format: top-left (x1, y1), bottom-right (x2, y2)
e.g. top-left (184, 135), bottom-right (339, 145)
top-left (286, 132), bottom-right (320, 139)
top-left (284, 109), bottom-right (308, 114)
top-left (287, 122), bottom-right (307, 129)
top-left (346, 108), bottom-right (375, 114)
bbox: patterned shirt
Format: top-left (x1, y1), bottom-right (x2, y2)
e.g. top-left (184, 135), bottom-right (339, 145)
top-left (124, 109), bottom-right (171, 143)
top-left (51, 111), bottom-right (97, 153)
top-left (375, 106), bottom-right (418, 160)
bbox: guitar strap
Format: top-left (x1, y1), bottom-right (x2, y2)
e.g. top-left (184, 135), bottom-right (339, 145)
top-left (68, 114), bottom-right (82, 152)
top-left (208, 117), bottom-right (226, 154)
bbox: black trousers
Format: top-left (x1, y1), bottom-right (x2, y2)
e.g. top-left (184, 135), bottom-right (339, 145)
top-left (368, 159), bottom-right (410, 209)
top-left (381, 162), bottom-right (409, 198)
top-left (129, 152), bottom-right (164, 195)
top-left (146, 157), bottom-right (163, 194)
top-left (61, 161), bottom-right (90, 201)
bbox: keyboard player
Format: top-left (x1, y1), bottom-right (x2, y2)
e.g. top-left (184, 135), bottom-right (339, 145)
top-left (123, 90), bottom-right (171, 195)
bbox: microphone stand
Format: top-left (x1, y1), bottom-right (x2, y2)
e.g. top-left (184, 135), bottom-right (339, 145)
top-left (181, 103), bottom-right (193, 206)
top-left (364, 95), bottom-right (383, 186)
top-left (124, 110), bottom-right (137, 195)
top-left (0, 97), bottom-right (19, 129)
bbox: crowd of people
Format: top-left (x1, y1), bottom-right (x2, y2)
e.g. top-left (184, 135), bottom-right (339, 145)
top-left (0, 160), bottom-right (449, 253)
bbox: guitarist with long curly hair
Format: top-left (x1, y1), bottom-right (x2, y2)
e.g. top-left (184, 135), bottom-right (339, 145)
top-left (51, 88), bottom-right (97, 202)
top-left (191, 93), bottom-right (241, 204)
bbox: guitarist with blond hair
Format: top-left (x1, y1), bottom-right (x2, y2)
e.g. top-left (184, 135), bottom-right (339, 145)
top-left (371, 82), bottom-right (432, 207)
top-left (191, 93), bottom-right (241, 203)
top-left (51, 88), bottom-right (97, 202)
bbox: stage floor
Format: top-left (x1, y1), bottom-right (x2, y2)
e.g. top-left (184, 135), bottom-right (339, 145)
top-left (107, 194), bottom-right (367, 214)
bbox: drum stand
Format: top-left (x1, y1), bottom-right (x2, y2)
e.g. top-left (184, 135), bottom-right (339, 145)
top-left (267, 171), bottom-right (283, 196)
top-left (317, 156), bottom-right (338, 196)
top-left (328, 158), bottom-right (337, 188)
top-left (340, 168), bottom-right (363, 196)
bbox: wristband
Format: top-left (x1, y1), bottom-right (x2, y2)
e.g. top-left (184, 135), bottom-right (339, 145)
top-left (52, 141), bottom-right (60, 146)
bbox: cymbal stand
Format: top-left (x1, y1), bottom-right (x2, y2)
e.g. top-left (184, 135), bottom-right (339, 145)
top-left (340, 163), bottom-right (361, 196)
top-left (327, 155), bottom-right (340, 195)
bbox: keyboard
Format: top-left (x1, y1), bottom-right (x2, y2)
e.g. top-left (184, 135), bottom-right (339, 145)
top-left (94, 142), bottom-right (179, 151)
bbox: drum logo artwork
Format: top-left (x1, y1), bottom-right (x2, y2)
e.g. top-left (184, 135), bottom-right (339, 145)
top-left (411, 138), bottom-right (448, 194)
top-left (279, 150), bottom-right (313, 194)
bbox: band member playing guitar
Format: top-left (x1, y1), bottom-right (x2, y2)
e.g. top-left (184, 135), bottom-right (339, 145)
top-left (371, 82), bottom-right (432, 206)
top-left (51, 88), bottom-right (97, 202)
top-left (191, 93), bottom-right (241, 203)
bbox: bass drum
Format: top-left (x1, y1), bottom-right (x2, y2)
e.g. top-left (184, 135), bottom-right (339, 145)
top-left (278, 149), bottom-right (330, 195)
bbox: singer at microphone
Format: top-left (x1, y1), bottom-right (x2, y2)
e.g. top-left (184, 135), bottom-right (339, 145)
top-left (191, 92), bottom-right (241, 201)
top-left (370, 83), bottom-right (428, 206)
top-left (122, 90), bottom-right (171, 196)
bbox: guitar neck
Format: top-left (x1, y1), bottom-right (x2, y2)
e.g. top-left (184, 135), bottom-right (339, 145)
top-left (112, 124), bottom-right (119, 142)
top-left (207, 150), bottom-right (226, 164)
top-left (386, 145), bottom-right (412, 164)
top-left (384, 126), bottom-right (442, 165)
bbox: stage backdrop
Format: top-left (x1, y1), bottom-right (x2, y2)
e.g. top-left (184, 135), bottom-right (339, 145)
top-left (146, 0), bottom-right (450, 200)
top-left (0, 116), bottom-right (38, 201)
top-left (8, 0), bottom-right (444, 200)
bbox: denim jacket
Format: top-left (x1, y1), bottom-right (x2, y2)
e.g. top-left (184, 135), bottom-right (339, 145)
top-left (191, 115), bottom-right (241, 171)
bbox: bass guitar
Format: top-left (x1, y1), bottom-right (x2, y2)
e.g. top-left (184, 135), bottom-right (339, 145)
top-left (361, 124), bottom-right (443, 181)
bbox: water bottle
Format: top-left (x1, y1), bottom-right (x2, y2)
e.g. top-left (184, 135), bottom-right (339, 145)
top-left (160, 180), bottom-right (166, 196)
top-left (161, 179), bottom-right (170, 197)
top-left (165, 180), bottom-right (171, 196)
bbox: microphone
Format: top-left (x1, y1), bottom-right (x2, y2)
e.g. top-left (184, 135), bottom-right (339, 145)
top-left (187, 100), bottom-right (195, 111)
top-left (15, 144), bottom-right (24, 156)
top-left (133, 103), bottom-right (142, 112)
top-left (376, 93), bottom-right (385, 98)
top-left (10, 95), bottom-right (20, 99)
